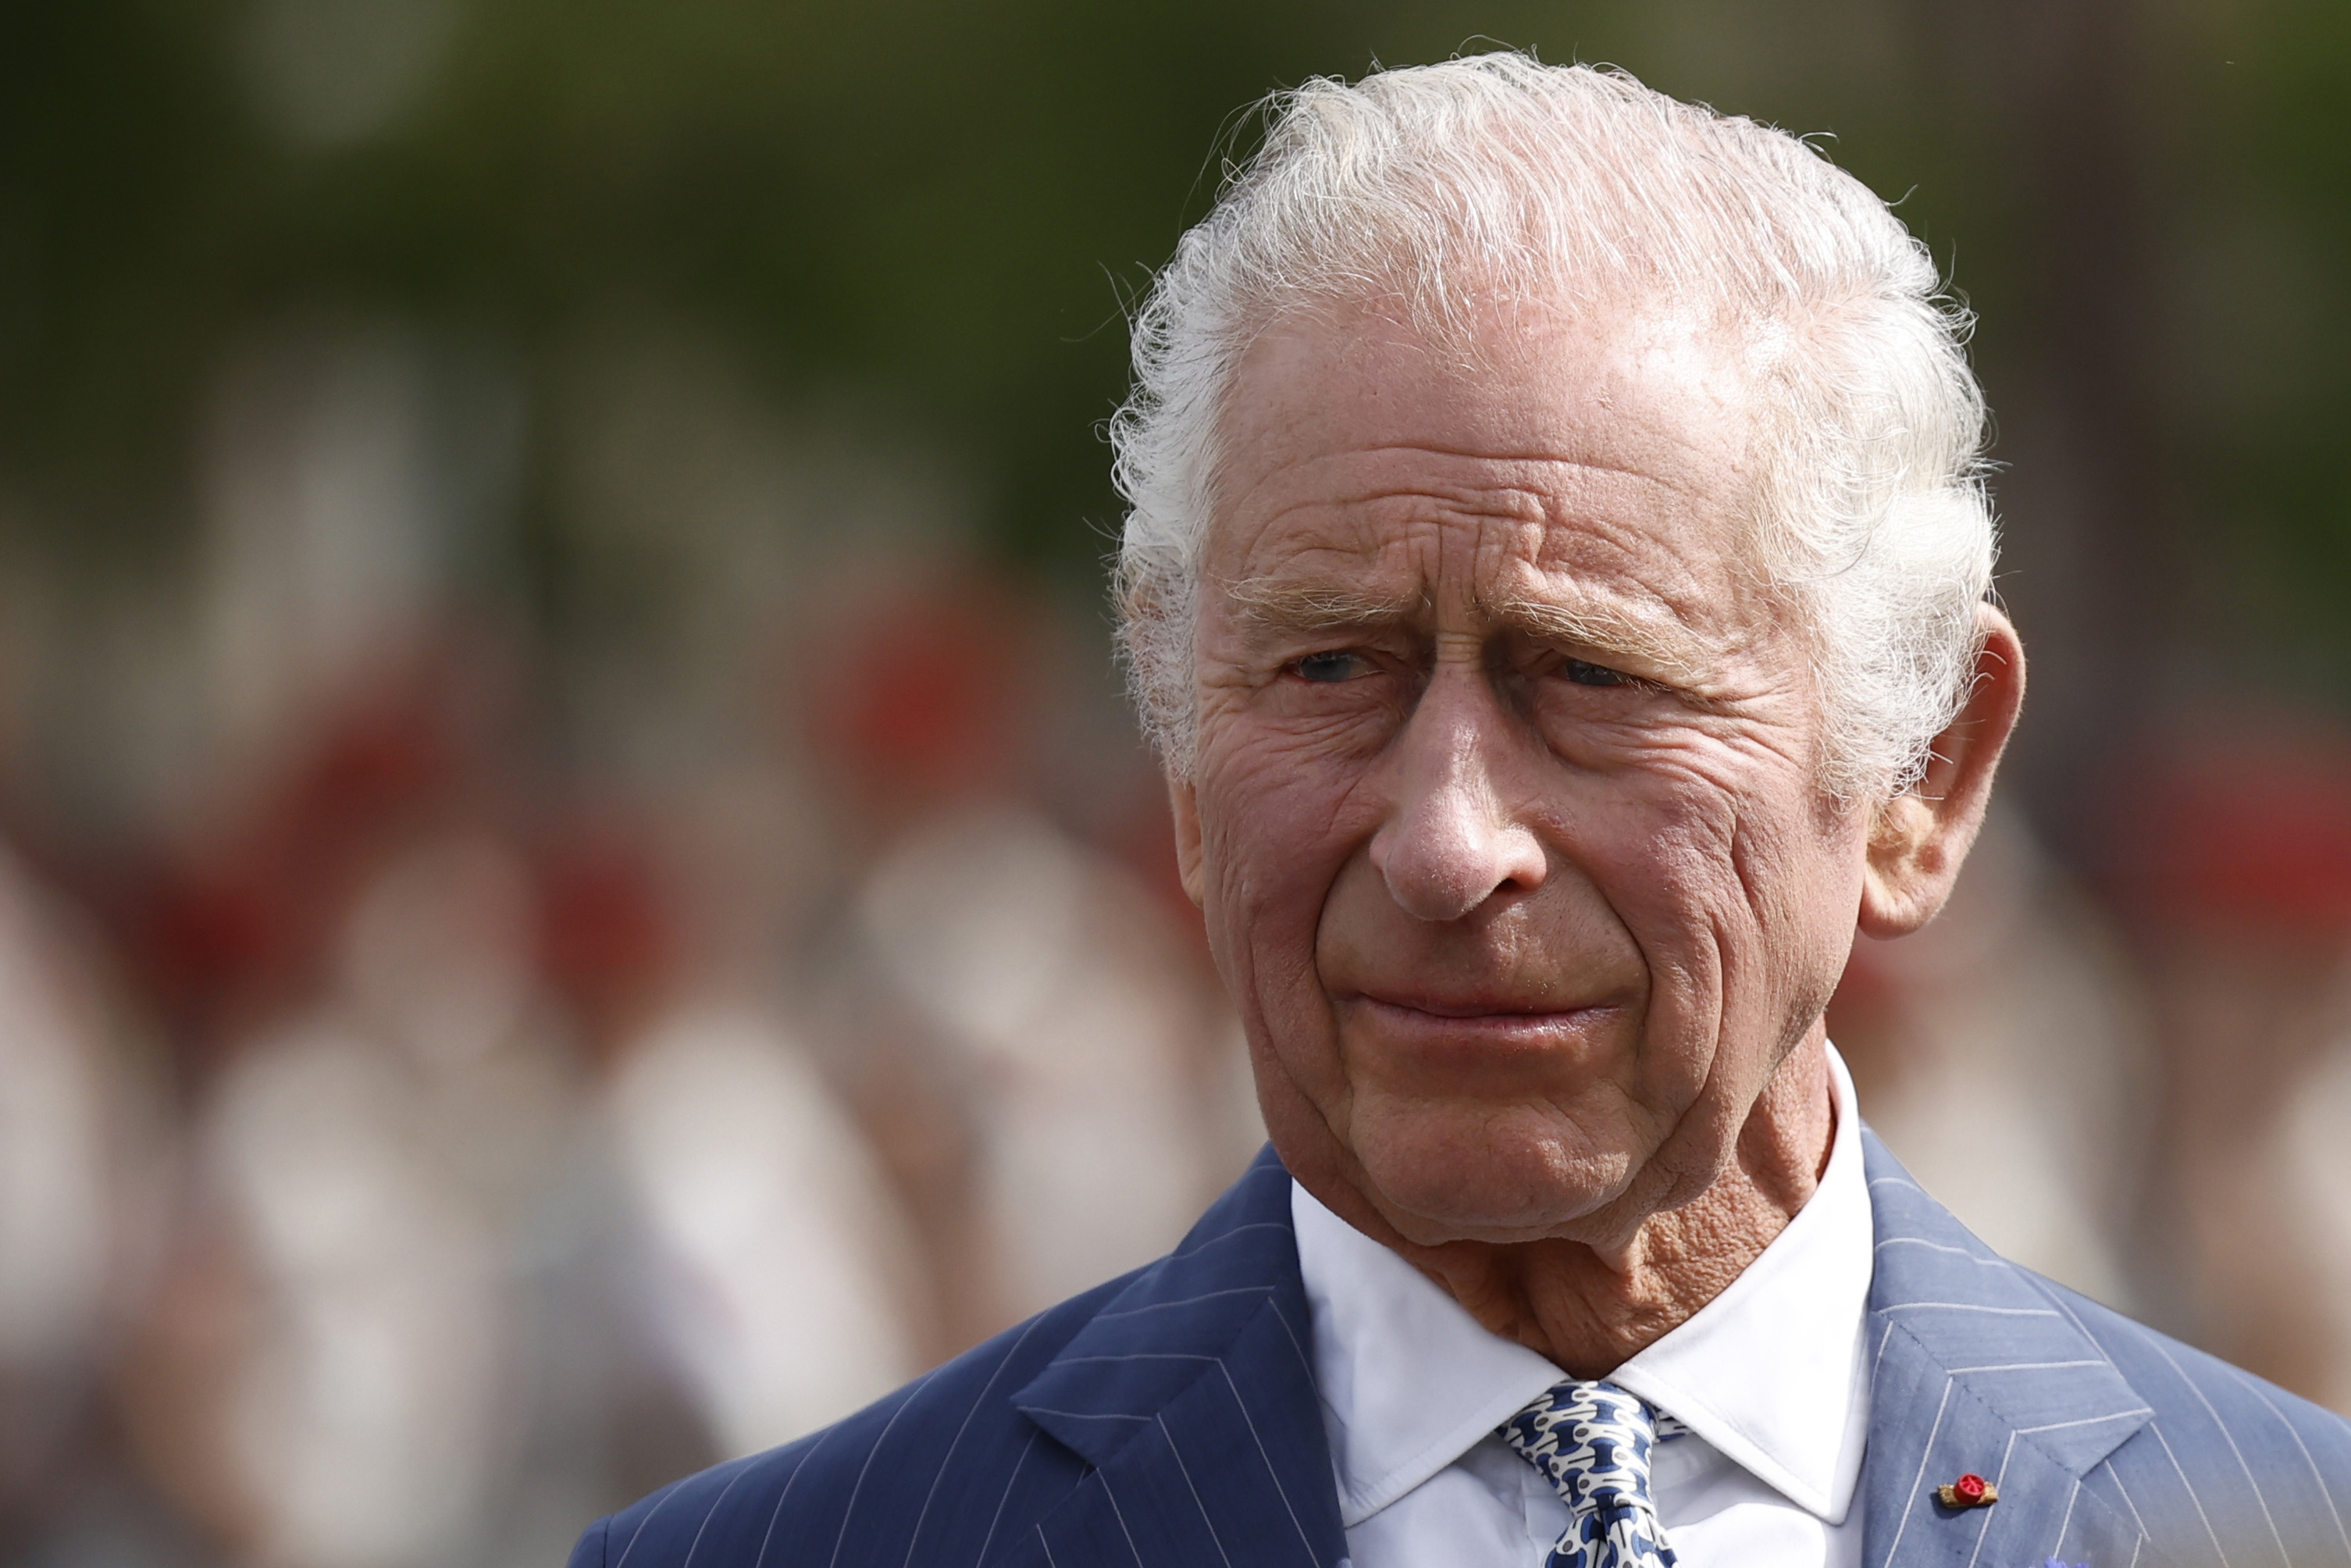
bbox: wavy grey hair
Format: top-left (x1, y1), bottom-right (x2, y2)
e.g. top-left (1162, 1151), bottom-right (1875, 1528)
top-left (1110, 54), bottom-right (1996, 800)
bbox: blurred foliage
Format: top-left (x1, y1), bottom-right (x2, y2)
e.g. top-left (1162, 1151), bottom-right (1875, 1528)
top-left (2188, 0), bottom-right (2351, 692)
top-left (0, 0), bottom-right (2347, 675)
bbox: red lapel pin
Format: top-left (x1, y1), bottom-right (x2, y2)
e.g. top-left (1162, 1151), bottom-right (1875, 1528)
top-left (1936, 1472), bottom-right (1998, 1509)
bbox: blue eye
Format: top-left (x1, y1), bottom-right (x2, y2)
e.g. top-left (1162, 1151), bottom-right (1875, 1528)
top-left (1564, 659), bottom-right (1627, 687)
top-left (1294, 651), bottom-right (1371, 683)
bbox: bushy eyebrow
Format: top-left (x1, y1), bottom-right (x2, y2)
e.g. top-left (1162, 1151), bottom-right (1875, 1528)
top-left (1223, 575), bottom-right (1704, 684)
top-left (1485, 595), bottom-right (1704, 684)
top-left (1225, 576), bottom-right (1423, 634)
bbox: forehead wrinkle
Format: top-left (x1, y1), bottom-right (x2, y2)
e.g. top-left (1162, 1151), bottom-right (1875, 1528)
top-left (1344, 444), bottom-right (1700, 500)
top-left (1234, 455), bottom-right (1703, 534)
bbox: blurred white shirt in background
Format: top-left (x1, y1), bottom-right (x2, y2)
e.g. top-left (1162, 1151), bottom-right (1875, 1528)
top-left (856, 802), bottom-right (1254, 1322)
top-left (608, 1000), bottom-right (922, 1457)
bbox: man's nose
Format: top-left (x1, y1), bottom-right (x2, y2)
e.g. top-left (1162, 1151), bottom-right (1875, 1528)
top-left (1366, 672), bottom-right (1548, 923)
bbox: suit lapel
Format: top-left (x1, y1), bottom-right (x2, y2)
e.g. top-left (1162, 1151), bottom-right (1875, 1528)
top-left (990, 1130), bottom-right (2175, 1568)
top-left (998, 1148), bottom-right (1346, 1568)
top-left (1861, 1131), bottom-right (2163, 1568)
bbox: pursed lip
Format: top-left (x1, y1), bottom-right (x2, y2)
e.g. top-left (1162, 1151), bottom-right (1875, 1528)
top-left (1338, 989), bottom-right (1628, 1088)
top-left (1351, 989), bottom-right (1621, 1042)
top-left (1355, 985), bottom-right (1599, 1020)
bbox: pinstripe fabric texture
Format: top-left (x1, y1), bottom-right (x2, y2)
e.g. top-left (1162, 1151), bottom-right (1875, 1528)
top-left (570, 1134), bottom-right (2351, 1568)
top-left (568, 1149), bottom-right (1345, 1568)
top-left (1860, 1131), bottom-right (2351, 1566)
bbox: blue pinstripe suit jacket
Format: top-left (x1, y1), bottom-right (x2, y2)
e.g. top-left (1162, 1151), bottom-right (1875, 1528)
top-left (571, 1135), bottom-right (2351, 1568)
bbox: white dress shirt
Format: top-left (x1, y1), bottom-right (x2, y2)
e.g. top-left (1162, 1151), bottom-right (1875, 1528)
top-left (1292, 1047), bottom-right (1872, 1567)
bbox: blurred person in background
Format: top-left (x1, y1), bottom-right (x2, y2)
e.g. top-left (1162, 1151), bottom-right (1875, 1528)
top-left (529, 343), bottom-right (967, 1439)
top-left (123, 650), bottom-right (931, 1568)
top-left (2104, 715), bottom-right (2351, 1406)
top-left (2270, 1013), bottom-right (2351, 1414)
top-left (536, 799), bottom-right (928, 1481)
top-left (0, 838), bottom-right (173, 1563)
top-left (804, 569), bottom-right (1259, 1352)
top-left (83, 294), bottom-right (940, 1565)
top-left (123, 657), bottom-right (583, 1568)
top-left (573, 57), bottom-right (2351, 1567)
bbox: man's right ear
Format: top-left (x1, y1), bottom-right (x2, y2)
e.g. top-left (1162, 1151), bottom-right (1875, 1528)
top-left (1167, 772), bottom-right (1207, 907)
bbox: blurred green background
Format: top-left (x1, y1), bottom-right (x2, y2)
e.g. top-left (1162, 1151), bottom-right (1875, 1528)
top-left (6, 0), bottom-right (2348, 825)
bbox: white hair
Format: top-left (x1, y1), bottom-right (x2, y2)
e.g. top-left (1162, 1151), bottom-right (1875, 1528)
top-left (1110, 54), bottom-right (1996, 800)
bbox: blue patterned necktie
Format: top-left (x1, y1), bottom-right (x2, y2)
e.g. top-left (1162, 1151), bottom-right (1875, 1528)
top-left (1498, 1380), bottom-right (1686, 1568)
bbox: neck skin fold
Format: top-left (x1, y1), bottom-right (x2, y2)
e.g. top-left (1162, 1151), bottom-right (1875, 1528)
top-left (1298, 1028), bottom-right (1836, 1379)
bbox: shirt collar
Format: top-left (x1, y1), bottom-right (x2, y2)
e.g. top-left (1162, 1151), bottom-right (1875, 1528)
top-left (1291, 1045), bottom-right (1873, 1527)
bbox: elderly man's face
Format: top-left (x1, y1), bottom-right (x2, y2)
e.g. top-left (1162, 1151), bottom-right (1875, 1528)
top-left (1174, 303), bottom-right (1872, 1248)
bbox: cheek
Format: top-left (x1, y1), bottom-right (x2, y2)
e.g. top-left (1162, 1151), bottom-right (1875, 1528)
top-left (1536, 739), bottom-right (1771, 933)
top-left (1192, 725), bottom-right (1377, 1041)
top-left (1555, 738), bottom-right (1861, 1064)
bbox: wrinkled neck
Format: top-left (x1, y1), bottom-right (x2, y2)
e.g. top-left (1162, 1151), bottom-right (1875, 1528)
top-left (1370, 1032), bottom-right (1834, 1377)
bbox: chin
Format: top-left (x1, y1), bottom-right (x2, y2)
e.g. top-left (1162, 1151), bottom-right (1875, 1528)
top-left (1345, 1098), bottom-right (1637, 1242)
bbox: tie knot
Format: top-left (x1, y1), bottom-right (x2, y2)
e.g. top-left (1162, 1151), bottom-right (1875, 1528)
top-left (1497, 1380), bottom-right (1680, 1568)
